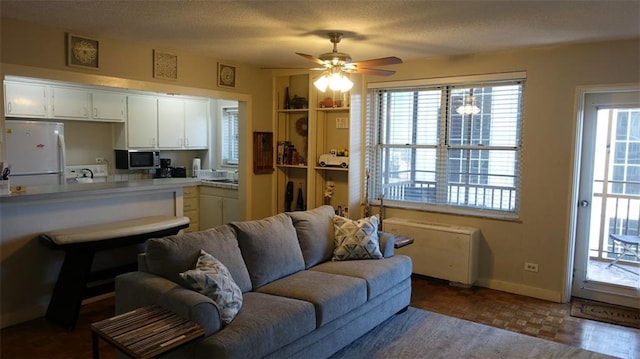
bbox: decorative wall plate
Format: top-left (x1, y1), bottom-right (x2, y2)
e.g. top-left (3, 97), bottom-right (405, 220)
top-left (296, 117), bottom-right (308, 136)
top-left (67, 33), bottom-right (99, 70)
top-left (218, 63), bottom-right (236, 88)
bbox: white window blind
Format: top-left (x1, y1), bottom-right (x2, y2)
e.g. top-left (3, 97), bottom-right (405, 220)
top-left (222, 107), bottom-right (239, 165)
top-left (367, 77), bottom-right (524, 217)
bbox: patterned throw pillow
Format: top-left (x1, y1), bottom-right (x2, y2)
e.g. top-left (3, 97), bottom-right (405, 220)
top-left (332, 215), bottom-right (383, 261)
top-left (180, 249), bottom-right (243, 325)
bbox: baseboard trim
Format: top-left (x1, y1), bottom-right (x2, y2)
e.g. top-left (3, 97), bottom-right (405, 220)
top-left (476, 278), bottom-right (563, 303)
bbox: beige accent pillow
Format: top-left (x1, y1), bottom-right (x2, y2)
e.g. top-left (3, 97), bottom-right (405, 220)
top-left (332, 215), bottom-right (383, 261)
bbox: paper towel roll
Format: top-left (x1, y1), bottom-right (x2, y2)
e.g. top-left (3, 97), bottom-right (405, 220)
top-left (192, 158), bottom-right (201, 177)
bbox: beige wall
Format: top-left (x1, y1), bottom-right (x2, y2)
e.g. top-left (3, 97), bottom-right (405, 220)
top-left (369, 39), bottom-right (640, 301)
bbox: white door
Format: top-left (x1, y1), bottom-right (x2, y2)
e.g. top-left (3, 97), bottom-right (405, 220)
top-left (92, 90), bottom-right (126, 122)
top-left (127, 95), bottom-right (158, 148)
top-left (184, 99), bottom-right (209, 148)
top-left (51, 86), bottom-right (90, 119)
top-left (4, 81), bottom-right (48, 118)
top-left (572, 88), bottom-right (640, 308)
top-left (158, 98), bottom-right (185, 148)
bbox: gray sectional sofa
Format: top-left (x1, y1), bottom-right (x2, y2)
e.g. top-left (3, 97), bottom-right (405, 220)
top-left (115, 205), bottom-right (412, 358)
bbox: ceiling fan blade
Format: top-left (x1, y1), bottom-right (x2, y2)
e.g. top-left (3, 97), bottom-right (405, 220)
top-left (353, 56), bottom-right (403, 67)
top-left (261, 67), bottom-right (326, 71)
top-left (296, 52), bottom-right (327, 66)
top-left (354, 68), bottom-right (396, 76)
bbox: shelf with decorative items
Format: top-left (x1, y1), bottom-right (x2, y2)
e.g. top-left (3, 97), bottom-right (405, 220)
top-left (272, 72), bottom-right (362, 217)
top-left (310, 73), bottom-right (362, 219)
top-left (273, 73), bottom-right (316, 213)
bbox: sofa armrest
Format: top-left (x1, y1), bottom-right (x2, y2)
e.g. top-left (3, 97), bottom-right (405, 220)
top-left (115, 271), bottom-right (222, 336)
top-left (115, 271), bottom-right (179, 313)
top-left (378, 231), bottom-right (396, 258)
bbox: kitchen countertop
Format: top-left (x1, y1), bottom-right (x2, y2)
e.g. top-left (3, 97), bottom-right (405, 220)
top-left (0, 178), bottom-right (237, 202)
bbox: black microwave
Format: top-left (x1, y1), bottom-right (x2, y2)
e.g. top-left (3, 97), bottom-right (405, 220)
top-left (115, 150), bottom-right (160, 170)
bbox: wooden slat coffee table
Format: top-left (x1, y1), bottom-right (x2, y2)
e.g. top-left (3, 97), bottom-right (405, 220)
top-left (91, 305), bottom-right (205, 359)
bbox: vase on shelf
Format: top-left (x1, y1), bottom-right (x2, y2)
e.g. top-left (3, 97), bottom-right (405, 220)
top-left (284, 87), bottom-right (290, 109)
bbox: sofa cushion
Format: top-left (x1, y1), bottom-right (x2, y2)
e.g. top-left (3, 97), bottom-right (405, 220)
top-left (231, 213), bottom-right (305, 288)
top-left (311, 255), bottom-right (413, 299)
top-left (194, 291), bottom-right (316, 358)
top-left (256, 270), bottom-right (367, 328)
top-left (180, 249), bottom-right (243, 325)
top-left (287, 205), bottom-right (335, 268)
top-left (332, 215), bottom-right (383, 261)
top-left (145, 225), bottom-right (253, 293)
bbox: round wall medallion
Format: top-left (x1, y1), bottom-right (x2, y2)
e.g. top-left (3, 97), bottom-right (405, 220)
top-left (296, 117), bottom-right (308, 136)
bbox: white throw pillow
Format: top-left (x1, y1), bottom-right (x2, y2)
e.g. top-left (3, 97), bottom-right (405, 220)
top-left (332, 215), bottom-right (383, 261)
top-left (180, 249), bottom-right (243, 325)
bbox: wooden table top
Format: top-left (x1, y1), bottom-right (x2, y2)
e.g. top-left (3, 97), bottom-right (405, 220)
top-left (91, 305), bottom-right (205, 359)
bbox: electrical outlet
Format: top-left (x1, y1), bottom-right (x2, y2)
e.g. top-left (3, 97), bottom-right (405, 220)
top-left (524, 262), bottom-right (539, 272)
top-left (96, 157), bottom-right (105, 163)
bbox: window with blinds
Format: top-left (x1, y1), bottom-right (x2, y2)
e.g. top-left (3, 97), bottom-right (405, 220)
top-left (367, 76), bottom-right (524, 217)
top-left (222, 107), bottom-right (239, 165)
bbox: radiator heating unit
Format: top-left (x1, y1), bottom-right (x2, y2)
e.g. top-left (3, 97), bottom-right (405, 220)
top-left (384, 217), bottom-right (480, 287)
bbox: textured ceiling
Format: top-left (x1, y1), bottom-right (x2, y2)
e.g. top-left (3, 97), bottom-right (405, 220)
top-left (2, 0), bottom-right (639, 69)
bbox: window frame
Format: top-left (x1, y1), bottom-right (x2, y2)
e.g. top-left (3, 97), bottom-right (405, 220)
top-left (221, 106), bottom-right (239, 167)
top-left (366, 72), bottom-right (526, 220)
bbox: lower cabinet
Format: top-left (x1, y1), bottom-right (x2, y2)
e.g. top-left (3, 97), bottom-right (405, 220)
top-left (183, 186), bottom-right (200, 233)
top-left (199, 186), bottom-right (239, 230)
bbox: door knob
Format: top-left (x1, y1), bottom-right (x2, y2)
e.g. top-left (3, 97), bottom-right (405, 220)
top-left (580, 200), bottom-right (589, 207)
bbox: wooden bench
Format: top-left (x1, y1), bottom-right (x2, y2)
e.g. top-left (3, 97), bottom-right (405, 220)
top-left (39, 215), bottom-right (190, 330)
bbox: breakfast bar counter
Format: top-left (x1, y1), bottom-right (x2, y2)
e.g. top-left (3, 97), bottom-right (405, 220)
top-left (1, 178), bottom-right (228, 329)
top-left (0, 178), bottom-right (201, 202)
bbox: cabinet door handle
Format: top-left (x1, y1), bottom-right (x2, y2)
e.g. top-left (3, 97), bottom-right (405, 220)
top-left (93, 108), bottom-right (98, 117)
top-left (185, 138), bottom-right (189, 146)
top-left (7, 102), bottom-right (11, 113)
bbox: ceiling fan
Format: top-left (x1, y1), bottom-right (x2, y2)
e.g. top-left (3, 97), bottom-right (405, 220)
top-left (296, 32), bottom-right (403, 77)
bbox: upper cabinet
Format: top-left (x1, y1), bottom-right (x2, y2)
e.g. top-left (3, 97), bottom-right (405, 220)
top-left (51, 86), bottom-right (126, 122)
top-left (123, 96), bottom-right (209, 150)
top-left (51, 86), bottom-right (91, 119)
top-left (157, 98), bottom-right (209, 149)
top-left (184, 99), bottom-right (209, 148)
top-left (5, 77), bottom-right (209, 151)
top-left (4, 80), bottom-right (125, 122)
top-left (4, 81), bottom-right (48, 118)
top-left (91, 91), bottom-right (126, 122)
top-left (158, 97), bottom-right (185, 148)
top-left (127, 95), bottom-right (158, 148)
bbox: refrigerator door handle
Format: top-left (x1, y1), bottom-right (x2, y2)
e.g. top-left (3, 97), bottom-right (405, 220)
top-left (59, 133), bottom-right (66, 184)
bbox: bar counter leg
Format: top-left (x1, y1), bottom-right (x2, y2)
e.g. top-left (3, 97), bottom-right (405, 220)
top-left (92, 331), bottom-right (100, 359)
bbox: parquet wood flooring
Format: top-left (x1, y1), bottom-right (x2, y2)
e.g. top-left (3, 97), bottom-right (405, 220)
top-left (1, 276), bottom-right (638, 358)
top-left (411, 276), bottom-right (640, 359)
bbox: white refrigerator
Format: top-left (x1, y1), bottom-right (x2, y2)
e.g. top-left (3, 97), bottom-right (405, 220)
top-left (5, 120), bottom-right (66, 186)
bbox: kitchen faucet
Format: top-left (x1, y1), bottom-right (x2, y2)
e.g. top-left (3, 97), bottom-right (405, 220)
top-left (81, 168), bottom-right (94, 179)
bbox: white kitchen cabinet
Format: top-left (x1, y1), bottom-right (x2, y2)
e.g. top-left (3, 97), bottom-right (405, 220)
top-left (91, 90), bottom-right (126, 122)
top-left (4, 81), bottom-right (48, 118)
top-left (158, 97), bottom-right (185, 148)
top-left (199, 186), bottom-right (239, 230)
top-left (184, 99), bottom-right (209, 148)
top-left (51, 86), bottom-right (91, 119)
top-left (127, 95), bottom-right (158, 148)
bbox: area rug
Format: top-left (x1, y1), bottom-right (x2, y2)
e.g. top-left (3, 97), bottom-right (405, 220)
top-left (571, 299), bottom-right (640, 329)
top-left (330, 307), bottom-right (612, 359)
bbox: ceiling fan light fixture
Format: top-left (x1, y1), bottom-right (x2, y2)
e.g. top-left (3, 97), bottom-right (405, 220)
top-left (314, 74), bottom-right (329, 92)
top-left (314, 69), bottom-right (353, 93)
top-left (456, 96), bottom-right (481, 115)
top-left (456, 104), bottom-right (481, 115)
